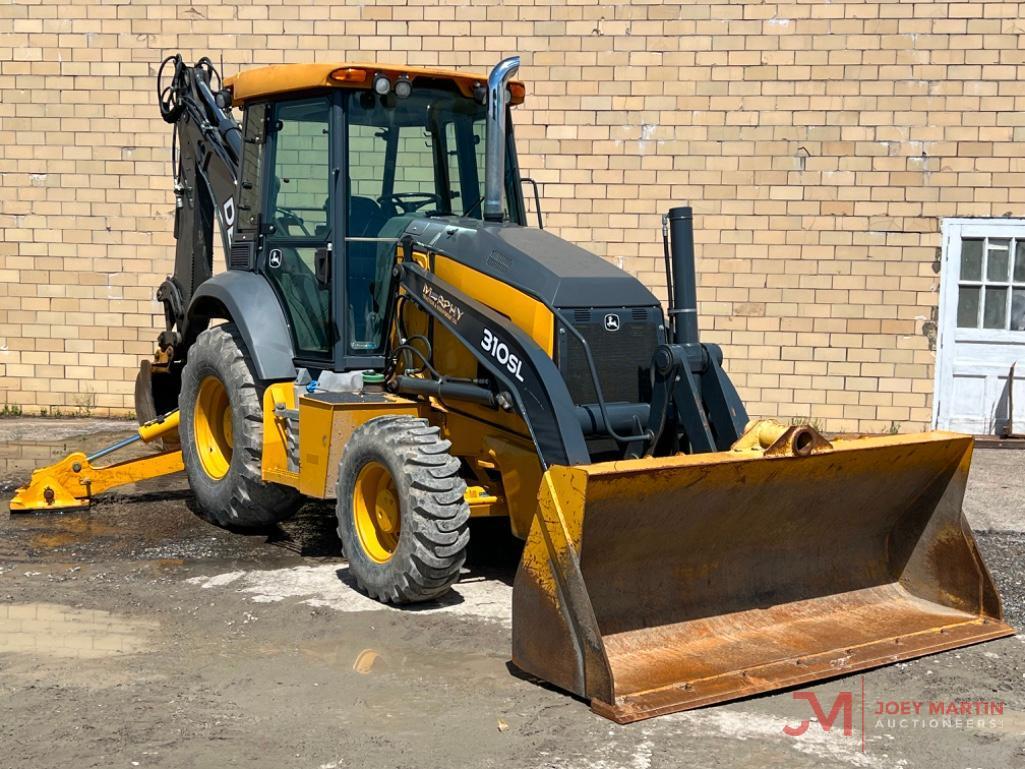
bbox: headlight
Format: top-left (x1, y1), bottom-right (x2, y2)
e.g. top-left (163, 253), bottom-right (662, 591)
top-left (373, 73), bottom-right (391, 96)
top-left (394, 75), bottom-right (412, 99)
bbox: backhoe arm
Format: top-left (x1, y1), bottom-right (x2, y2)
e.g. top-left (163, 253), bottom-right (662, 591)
top-left (154, 55), bottom-right (243, 355)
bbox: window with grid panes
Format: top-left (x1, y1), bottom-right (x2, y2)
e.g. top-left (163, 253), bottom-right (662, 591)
top-left (956, 237), bottom-right (1025, 331)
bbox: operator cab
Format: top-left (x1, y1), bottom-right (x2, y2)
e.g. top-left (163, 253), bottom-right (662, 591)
top-left (225, 64), bottom-right (527, 372)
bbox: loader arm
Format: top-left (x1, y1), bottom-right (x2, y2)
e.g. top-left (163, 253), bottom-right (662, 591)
top-left (390, 242), bottom-right (1013, 723)
top-left (395, 258), bottom-right (589, 469)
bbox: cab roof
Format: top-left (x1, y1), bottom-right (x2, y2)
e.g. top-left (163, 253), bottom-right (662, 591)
top-left (225, 63), bottom-right (525, 106)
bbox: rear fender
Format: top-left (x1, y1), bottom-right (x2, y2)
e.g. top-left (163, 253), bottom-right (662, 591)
top-left (186, 271), bottom-right (297, 381)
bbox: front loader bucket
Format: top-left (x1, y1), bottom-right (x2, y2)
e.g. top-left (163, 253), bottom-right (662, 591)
top-left (512, 431), bottom-right (1013, 723)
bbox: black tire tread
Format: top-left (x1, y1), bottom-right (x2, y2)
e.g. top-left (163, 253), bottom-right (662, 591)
top-left (179, 324), bottom-right (301, 528)
top-left (336, 415), bottom-right (470, 604)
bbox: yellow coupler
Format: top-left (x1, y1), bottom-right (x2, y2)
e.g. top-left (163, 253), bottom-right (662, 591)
top-left (9, 412), bottom-right (184, 513)
top-left (512, 421), bottom-right (1014, 723)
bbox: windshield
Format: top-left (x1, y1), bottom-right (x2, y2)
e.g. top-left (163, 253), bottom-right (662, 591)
top-left (345, 85), bottom-right (522, 232)
top-left (343, 85), bottom-right (522, 354)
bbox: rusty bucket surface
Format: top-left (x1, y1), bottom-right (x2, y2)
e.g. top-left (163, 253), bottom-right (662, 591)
top-left (512, 431), bottom-right (1013, 723)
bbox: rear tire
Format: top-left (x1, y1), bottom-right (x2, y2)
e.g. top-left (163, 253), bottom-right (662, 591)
top-left (336, 416), bottom-right (470, 604)
top-left (179, 324), bottom-right (301, 528)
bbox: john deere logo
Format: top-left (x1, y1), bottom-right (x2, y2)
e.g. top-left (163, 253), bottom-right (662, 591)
top-left (603, 313), bottom-right (621, 332)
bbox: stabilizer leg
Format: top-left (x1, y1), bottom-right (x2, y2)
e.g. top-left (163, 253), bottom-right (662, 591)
top-left (9, 411), bottom-right (184, 513)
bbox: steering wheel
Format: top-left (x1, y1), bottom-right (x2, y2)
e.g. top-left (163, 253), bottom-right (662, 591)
top-left (380, 192), bottom-right (441, 215)
top-left (274, 206), bottom-right (312, 237)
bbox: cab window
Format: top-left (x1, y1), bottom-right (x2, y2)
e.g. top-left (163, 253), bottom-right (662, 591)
top-left (343, 85), bottom-right (522, 355)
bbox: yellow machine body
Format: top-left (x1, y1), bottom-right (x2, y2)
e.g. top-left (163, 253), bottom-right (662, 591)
top-left (296, 393), bottom-right (418, 498)
top-left (384, 249), bottom-right (553, 536)
top-left (10, 220), bottom-right (1013, 725)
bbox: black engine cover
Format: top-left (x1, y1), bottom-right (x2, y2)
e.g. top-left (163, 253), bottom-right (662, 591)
top-left (404, 217), bottom-right (660, 309)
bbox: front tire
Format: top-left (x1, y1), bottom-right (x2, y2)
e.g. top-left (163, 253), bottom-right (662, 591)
top-left (179, 324), bottom-right (301, 528)
top-left (336, 416), bottom-right (470, 603)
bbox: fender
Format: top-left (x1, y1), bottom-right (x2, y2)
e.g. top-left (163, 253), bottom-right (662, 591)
top-left (186, 271), bottom-right (297, 381)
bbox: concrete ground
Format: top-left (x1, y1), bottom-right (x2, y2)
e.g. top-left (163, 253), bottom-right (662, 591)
top-left (1, 420), bottom-right (1023, 769)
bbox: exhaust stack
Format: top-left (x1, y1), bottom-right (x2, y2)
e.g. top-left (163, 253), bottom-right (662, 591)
top-left (667, 206), bottom-right (699, 346)
top-left (483, 56), bottom-right (520, 222)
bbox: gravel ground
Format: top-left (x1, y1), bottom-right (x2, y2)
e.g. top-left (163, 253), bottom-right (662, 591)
top-left (0, 421), bottom-right (1023, 769)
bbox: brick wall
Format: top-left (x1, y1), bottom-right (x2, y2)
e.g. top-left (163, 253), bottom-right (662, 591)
top-left (2, 0), bottom-right (1023, 430)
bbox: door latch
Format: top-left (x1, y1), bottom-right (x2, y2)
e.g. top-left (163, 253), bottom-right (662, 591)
top-left (315, 242), bottom-right (332, 287)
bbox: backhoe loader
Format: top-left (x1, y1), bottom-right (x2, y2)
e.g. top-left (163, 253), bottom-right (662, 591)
top-left (12, 54), bottom-right (1013, 723)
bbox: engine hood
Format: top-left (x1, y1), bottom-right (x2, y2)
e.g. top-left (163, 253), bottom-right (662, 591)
top-left (403, 217), bottom-right (659, 309)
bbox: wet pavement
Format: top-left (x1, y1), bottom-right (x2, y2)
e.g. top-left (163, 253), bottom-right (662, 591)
top-left (1, 419), bottom-right (1024, 769)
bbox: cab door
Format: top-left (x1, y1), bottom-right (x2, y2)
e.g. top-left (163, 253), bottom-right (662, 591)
top-left (261, 94), bottom-right (337, 364)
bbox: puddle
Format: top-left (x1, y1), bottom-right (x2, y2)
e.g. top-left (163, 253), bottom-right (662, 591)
top-left (0, 419), bottom-right (133, 445)
top-left (0, 426), bottom-right (136, 487)
top-left (0, 494), bottom-right (323, 566)
top-left (25, 514), bottom-right (118, 550)
top-left (1, 504), bottom-right (129, 562)
top-left (0, 602), bottom-right (158, 659)
top-left (0, 426), bottom-right (184, 497)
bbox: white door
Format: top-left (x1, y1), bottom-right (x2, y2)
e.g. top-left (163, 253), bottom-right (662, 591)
top-left (934, 219), bottom-right (1025, 434)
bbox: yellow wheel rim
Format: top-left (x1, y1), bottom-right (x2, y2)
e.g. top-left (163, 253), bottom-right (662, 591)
top-left (352, 461), bottom-right (400, 563)
top-left (194, 376), bottom-right (233, 480)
